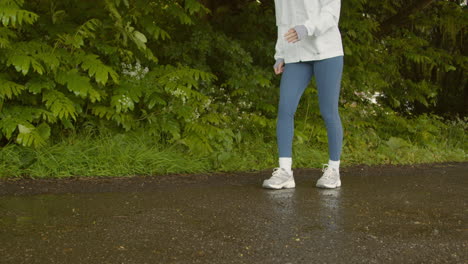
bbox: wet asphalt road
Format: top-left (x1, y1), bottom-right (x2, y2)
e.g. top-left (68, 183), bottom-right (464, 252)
top-left (0, 162), bottom-right (467, 263)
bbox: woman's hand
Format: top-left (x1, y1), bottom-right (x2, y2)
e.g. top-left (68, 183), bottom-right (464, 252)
top-left (284, 28), bottom-right (299, 43)
top-left (273, 59), bottom-right (285, 75)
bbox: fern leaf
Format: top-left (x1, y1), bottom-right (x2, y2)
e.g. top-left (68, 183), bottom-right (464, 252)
top-left (0, 78), bottom-right (25, 99)
top-left (42, 90), bottom-right (77, 120)
top-left (90, 105), bottom-right (114, 120)
top-left (0, 27), bottom-right (16, 48)
top-left (30, 57), bottom-right (44, 75)
top-left (56, 33), bottom-right (84, 49)
top-left (35, 51), bottom-right (60, 72)
top-left (16, 124), bottom-right (35, 146)
top-left (0, 101), bottom-right (56, 144)
top-left (25, 77), bottom-right (56, 94)
top-left (37, 108), bottom-right (57, 124)
top-left (4, 41), bottom-right (60, 74)
top-left (6, 54), bottom-right (29, 75)
top-left (0, 113), bottom-right (18, 139)
top-left (201, 112), bottom-right (222, 125)
top-left (0, 6), bottom-right (38, 27)
top-left (180, 134), bottom-right (213, 153)
top-left (76, 18), bottom-right (102, 40)
top-left (16, 123), bottom-right (49, 147)
top-left (6, 54), bottom-right (44, 75)
top-left (139, 17), bottom-right (171, 40)
top-left (55, 69), bottom-right (101, 102)
top-left (145, 92), bottom-right (166, 109)
top-left (159, 117), bottom-right (181, 140)
top-left (0, 106), bottom-right (50, 147)
top-left (79, 53), bottom-right (119, 85)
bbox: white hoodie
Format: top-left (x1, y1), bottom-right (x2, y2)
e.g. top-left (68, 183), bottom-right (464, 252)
top-left (274, 0), bottom-right (344, 63)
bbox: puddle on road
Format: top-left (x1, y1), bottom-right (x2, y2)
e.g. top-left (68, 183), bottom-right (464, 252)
top-left (0, 164), bottom-right (466, 263)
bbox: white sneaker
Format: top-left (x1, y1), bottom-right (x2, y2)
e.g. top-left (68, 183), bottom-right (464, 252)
top-left (262, 168), bottom-right (295, 189)
top-left (316, 164), bottom-right (341, 189)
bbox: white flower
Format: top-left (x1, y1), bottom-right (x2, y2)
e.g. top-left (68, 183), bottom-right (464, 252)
top-left (121, 60), bottom-right (150, 80)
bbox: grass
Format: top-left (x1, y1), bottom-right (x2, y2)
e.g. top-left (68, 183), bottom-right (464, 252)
top-left (0, 118), bottom-right (466, 178)
top-left (0, 132), bottom-right (211, 178)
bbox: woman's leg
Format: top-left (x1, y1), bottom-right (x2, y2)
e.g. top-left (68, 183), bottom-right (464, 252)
top-left (313, 55), bottom-right (344, 162)
top-left (277, 62), bottom-right (314, 159)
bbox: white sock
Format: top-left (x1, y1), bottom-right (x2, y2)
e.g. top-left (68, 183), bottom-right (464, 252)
top-left (328, 159), bottom-right (340, 172)
top-left (279, 157), bottom-right (292, 174)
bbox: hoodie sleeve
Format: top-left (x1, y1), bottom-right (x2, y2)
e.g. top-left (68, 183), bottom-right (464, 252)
top-left (303, 0), bottom-right (341, 37)
top-left (274, 27), bottom-right (284, 60)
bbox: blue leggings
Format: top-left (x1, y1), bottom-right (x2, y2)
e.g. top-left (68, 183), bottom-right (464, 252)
top-left (277, 55), bottom-right (344, 160)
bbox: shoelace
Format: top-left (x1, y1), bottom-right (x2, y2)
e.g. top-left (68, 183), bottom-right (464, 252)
top-left (321, 164), bottom-right (336, 180)
top-left (270, 167), bottom-right (287, 180)
top-left (271, 167), bottom-right (282, 177)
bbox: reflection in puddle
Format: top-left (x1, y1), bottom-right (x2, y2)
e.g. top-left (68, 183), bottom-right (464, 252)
top-left (262, 187), bottom-right (344, 232)
top-left (263, 188), bottom-right (298, 224)
top-left (318, 188), bottom-right (342, 206)
top-left (317, 188), bottom-right (343, 231)
top-left (260, 185), bottom-right (345, 246)
top-left (264, 188), bottom-right (296, 200)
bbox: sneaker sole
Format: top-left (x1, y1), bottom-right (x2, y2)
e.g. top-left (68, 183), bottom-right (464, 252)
top-left (262, 180), bottom-right (296, 189)
top-left (316, 180), bottom-right (341, 189)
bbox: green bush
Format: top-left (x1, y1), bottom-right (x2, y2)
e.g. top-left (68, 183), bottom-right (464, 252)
top-left (0, 0), bottom-right (466, 178)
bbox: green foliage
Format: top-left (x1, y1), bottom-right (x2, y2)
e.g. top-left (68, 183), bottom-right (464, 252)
top-left (0, 0), bottom-right (38, 27)
top-left (0, 0), bottom-right (465, 177)
top-left (0, 115), bottom-right (465, 178)
top-left (79, 53), bottom-right (119, 86)
top-left (1, 77), bottom-right (24, 99)
top-left (0, 0), bottom-right (215, 148)
top-left (0, 130), bottom-right (211, 178)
